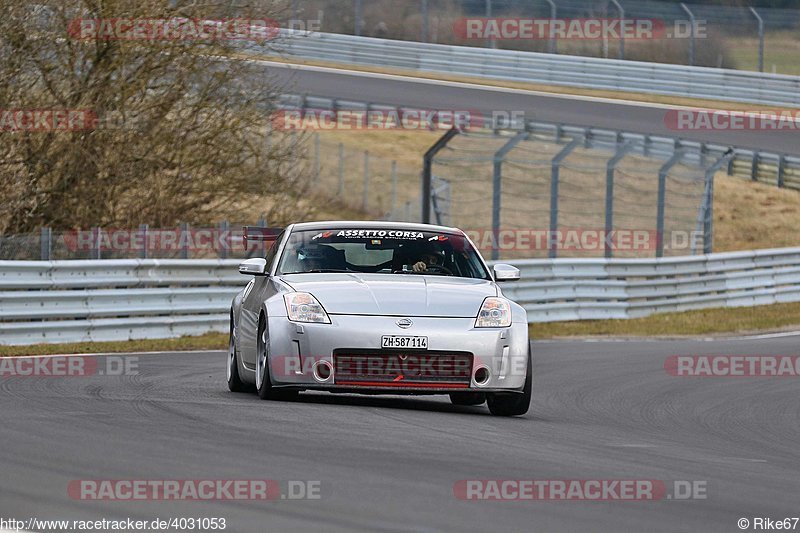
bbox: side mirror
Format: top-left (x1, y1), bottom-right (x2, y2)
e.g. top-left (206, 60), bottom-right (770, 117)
top-left (239, 258), bottom-right (268, 276)
top-left (493, 263), bottom-right (520, 282)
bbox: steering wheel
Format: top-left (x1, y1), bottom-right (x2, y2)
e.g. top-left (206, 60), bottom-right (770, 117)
top-left (422, 264), bottom-right (454, 276)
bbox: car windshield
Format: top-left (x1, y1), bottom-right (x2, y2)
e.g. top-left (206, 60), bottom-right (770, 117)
top-left (277, 228), bottom-right (491, 279)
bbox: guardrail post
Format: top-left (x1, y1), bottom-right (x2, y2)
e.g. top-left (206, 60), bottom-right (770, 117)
top-left (656, 151), bottom-right (684, 258)
top-left (40, 227), bottom-right (52, 261)
top-left (139, 224), bottom-right (148, 259)
top-left (549, 136), bottom-right (582, 259)
top-left (422, 128), bottom-right (459, 223)
top-left (777, 155), bottom-right (786, 188)
top-left (491, 132), bottom-right (529, 260)
top-left (180, 222), bottom-right (189, 259)
top-left (611, 0), bottom-right (625, 59)
top-left (604, 142), bottom-right (636, 258)
top-left (337, 143), bottom-right (345, 196)
top-left (749, 7), bottom-right (765, 73)
top-left (362, 151), bottom-right (370, 211)
top-left (680, 3), bottom-right (696, 66)
top-left (751, 152), bottom-right (760, 181)
top-left (545, 0), bottom-right (557, 54)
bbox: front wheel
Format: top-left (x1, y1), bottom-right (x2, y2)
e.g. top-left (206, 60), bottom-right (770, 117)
top-left (487, 350), bottom-right (532, 417)
top-left (227, 321), bottom-right (249, 392)
top-left (256, 317), bottom-right (298, 401)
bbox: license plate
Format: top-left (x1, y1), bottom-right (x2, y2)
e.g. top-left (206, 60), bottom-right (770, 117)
top-left (381, 335), bottom-right (428, 349)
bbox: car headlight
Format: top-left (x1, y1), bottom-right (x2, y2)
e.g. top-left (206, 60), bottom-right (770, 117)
top-left (284, 292), bottom-right (331, 323)
top-left (475, 297), bottom-right (512, 328)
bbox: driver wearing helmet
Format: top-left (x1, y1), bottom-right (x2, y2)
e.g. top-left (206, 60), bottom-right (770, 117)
top-left (412, 250), bottom-right (444, 273)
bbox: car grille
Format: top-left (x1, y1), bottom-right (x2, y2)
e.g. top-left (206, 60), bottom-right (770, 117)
top-left (333, 350), bottom-right (473, 387)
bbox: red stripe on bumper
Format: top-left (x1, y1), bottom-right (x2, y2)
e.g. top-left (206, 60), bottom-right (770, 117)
top-left (335, 381), bottom-right (470, 389)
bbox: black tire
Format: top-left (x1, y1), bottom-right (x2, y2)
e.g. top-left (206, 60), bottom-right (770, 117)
top-left (256, 316), bottom-right (298, 401)
top-left (227, 318), bottom-right (249, 393)
top-left (487, 350), bottom-right (532, 417)
top-left (449, 392), bottom-right (486, 406)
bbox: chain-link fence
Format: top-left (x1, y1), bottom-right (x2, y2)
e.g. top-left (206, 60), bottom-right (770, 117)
top-left (284, 0), bottom-right (800, 72)
top-left (306, 134), bottom-right (424, 220)
top-left (426, 127), bottom-right (724, 260)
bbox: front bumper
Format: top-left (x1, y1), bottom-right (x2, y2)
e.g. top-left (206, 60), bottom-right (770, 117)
top-left (266, 314), bottom-right (529, 392)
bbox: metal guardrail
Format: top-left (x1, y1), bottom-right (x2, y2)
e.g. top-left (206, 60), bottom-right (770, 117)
top-left (263, 30), bottom-right (800, 107)
top-left (279, 94), bottom-right (800, 194)
top-left (3, 249), bottom-right (800, 345)
top-left (0, 260), bottom-right (243, 345)
top-left (502, 247), bottom-right (800, 322)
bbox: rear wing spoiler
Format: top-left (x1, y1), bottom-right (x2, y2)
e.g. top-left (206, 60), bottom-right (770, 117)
top-left (243, 226), bottom-right (284, 248)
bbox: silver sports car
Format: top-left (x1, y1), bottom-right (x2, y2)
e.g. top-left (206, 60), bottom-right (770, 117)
top-left (227, 221), bottom-right (531, 416)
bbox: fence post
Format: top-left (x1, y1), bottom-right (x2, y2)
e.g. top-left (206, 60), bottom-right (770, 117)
top-left (338, 143), bottom-right (345, 196)
top-left (777, 155), bottom-right (786, 188)
top-left (492, 132), bottom-right (529, 260)
top-left (545, 0), bottom-right (557, 54)
top-left (313, 133), bottom-right (321, 183)
top-left (422, 128), bottom-right (459, 223)
top-left (219, 220), bottom-right (229, 259)
top-left (92, 226), bottom-right (102, 260)
top-left (362, 151), bottom-right (370, 211)
top-left (604, 142), bottom-right (635, 259)
top-left (701, 150), bottom-right (734, 255)
top-left (680, 3), bottom-right (696, 66)
top-left (180, 222), bottom-right (189, 259)
top-left (550, 136), bottom-right (583, 259)
top-left (257, 217), bottom-right (267, 257)
top-left (354, 0), bottom-right (363, 36)
top-left (40, 227), bottom-right (52, 261)
top-left (139, 224), bottom-right (148, 259)
top-left (611, 0), bottom-right (625, 60)
top-left (391, 160), bottom-right (398, 217)
top-left (421, 0), bottom-right (429, 42)
top-left (656, 151), bottom-right (684, 258)
top-left (485, 0), bottom-right (494, 49)
top-left (749, 7), bottom-right (764, 73)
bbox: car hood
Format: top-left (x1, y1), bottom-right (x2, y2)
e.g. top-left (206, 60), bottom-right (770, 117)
top-left (280, 273), bottom-right (497, 317)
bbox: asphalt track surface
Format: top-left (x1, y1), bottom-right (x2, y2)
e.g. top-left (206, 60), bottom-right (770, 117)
top-left (265, 61), bottom-right (800, 155)
top-left (2, 337), bottom-right (799, 532)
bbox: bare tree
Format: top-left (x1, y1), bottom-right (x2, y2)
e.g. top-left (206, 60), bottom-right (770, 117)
top-left (0, 0), bottom-right (310, 233)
